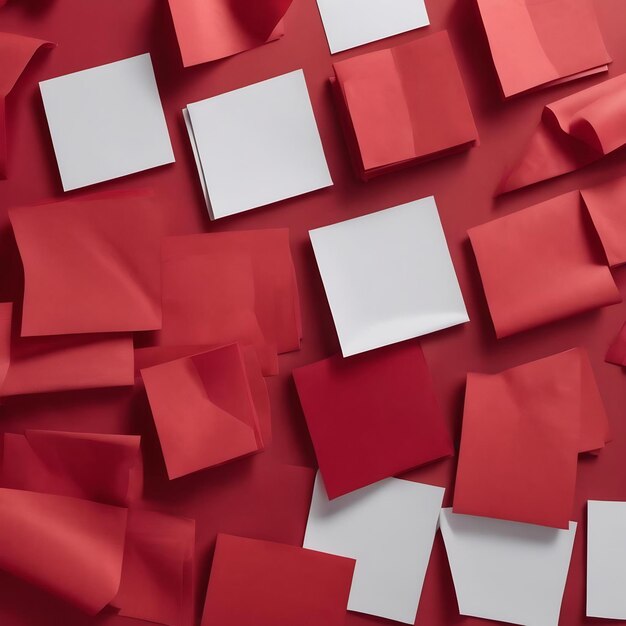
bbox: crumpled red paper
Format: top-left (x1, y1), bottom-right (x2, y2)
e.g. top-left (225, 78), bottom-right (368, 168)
top-left (168, 0), bottom-right (291, 67)
top-left (2, 430), bottom-right (143, 506)
top-left (500, 74), bottom-right (626, 193)
top-left (0, 32), bottom-right (54, 178)
top-left (0, 488), bottom-right (128, 614)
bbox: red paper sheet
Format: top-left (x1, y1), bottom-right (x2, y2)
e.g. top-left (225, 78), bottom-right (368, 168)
top-left (293, 340), bottom-right (453, 499)
top-left (500, 74), bottom-right (626, 193)
top-left (113, 509), bottom-right (195, 626)
top-left (2, 430), bottom-right (142, 505)
top-left (10, 189), bottom-right (167, 336)
top-left (201, 534), bottom-right (354, 626)
top-left (0, 32), bottom-right (54, 178)
top-left (0, 302), bottom-right (134, 396)
top-left (468, 190), bottom-right (621, 338)
top-left (0, 488), bottom-right (127, 614)
top-left (141, 344), bottom-right (266, 479)
top-left (453, 348), bottom-right (609, 528)
top-left (160, 230), bottom-right (301, 375)
top-left (135, 343), bottom-right (272, 445)
top-left (606, 321), bottom-right (626, 366)
top-left (332, 31), bottom-right (478, 180)
top-left (168, 0), bottom-right (290, 67)
top-left (476, 0), bottom-right (611, 98)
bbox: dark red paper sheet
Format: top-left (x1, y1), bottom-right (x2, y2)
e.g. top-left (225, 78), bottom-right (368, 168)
top-left (2, 2), bottom-right (626, 626)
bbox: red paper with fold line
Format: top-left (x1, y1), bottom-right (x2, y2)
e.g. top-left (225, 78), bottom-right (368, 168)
top-left (0, 32), bottom-right (54, 178)
top-left (0, 302), bottom-right (134, 396)
top-left (476, 0), bottom-right (611, 98)
top-left (0, 488), bottom-right (127, 614)
top-left (469, 187), bottom-right (623, 338)
top-left (332, 31), bottom-right (478, 180)
top-left (141, 343), bottom-right (268, 479)
top-left (168, 0), bottom-right (291, 67)
top-left (10, 189), bottom-right (167, 336)
top-left (453, 348), bottom-right (610, 528)
top-left (2, 430), bottom-right (142, 506)
top-left (500, 74), bottom-right (626, 193)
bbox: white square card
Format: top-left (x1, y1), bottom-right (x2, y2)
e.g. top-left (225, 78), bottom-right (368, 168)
top-left (303, 472), bottom-right (444, 624)
top-left (440, 508), bottom-right (577, 626)
top-left (316, 0), bottom-right (430, 54)
top-left (40, 53), bottom-right (174, 191)
top-left (184, 69), bottom-right (332, 220)
top-left (309, 196), bottom-right (468, 357)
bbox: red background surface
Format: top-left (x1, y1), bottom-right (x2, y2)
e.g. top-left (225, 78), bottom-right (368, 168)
top-left (2, 0), bottom-right (626, 625)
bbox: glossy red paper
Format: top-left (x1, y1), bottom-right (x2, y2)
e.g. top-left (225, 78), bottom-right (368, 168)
top-left (293, 341), bottom-right (453, 499)
top-left (0, 302), bottom-right (134, 396)
top-left (201, 534), bottom-right (354, 626)
top-left (606, 321), bottom-right (626, 366)
top-left (168, 0), bottom-right (290, 67)
top-left (0, 488), bottom-right (127, 614)
top-left (10, 189), bottom-right (167, 336)
top-left (454, 348), bottom-right (609, 528)
top-left (469, 191), bottom-right (621, 338)
top-left (141, 343), bottom-right (266, 479)
top-left (500, 74), bottom-right (626, 193)
top-left (476, 0), bottom-right (611, 98)
top-left (114, 509), bottom-right (195, 626)
top-left (0, 32), bottom-right (54, 178)
top-left (332, 31), bottom-right (478, 180)
top-left (2, 430), bottom-right (142, 505)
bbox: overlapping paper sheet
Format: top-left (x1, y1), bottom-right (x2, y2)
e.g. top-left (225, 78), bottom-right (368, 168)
top-left (315, 0), bottom-right (429, 54)
top-left (332, 31), bottom-right (478, 180)
top-left (0, 32), bottom-right (54, 178)
top-left (293, 340), bottom-right (452, 499)
top-left (454, 348), bottom-right (610, 528)
top-left (10, 189), bottom-right (167, 336)
top-left (440, 508), bottom-right (577, 626)
top-left (606, 321), bottom-right (626, 366)
top-left (184, 70), bottom-right (332, 220)
top-left (500, 74), bottom-right (626, 193)
top-left (0, 302), bottom-right (134, 396)
top-left (587, 500), bottom-right (626, 619)
top-left (2, 430), bottom-right (142, 505)
top-left (309, 196), bottom-right (468, 356)
top-left (303, 472), bottom-right (444, 624)
top-left (476, 0), bottom-right (611, 98)
top-left (113, 509), bottom-right (195, 626)
top-left (168, 0), bottom-right (291, 66)
top-left (200, 534), bottom-right (355, 626)
top-left (160, 229), bottom-right (301, 375)
top-left (40, 53), bottom-right (174, 191)
top-left (0, 488), bottom-right (128, 614)
top-left (469, 178), bottom-right (626, 338)
top-left (140, 343), bottom-right (270, 479)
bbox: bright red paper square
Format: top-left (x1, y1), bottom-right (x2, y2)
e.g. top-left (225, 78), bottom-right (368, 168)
top-left (293, 341), bottom-right (453, 499)
top-left (201, 534), bottom-right (354, 626)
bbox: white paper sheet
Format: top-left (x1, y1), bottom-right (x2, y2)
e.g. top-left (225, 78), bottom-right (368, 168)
top-left (309, 196), bottom-right (469, 357)
top-left (316, 0), bottom-right (430, 54)
top-left (303, 472), bottom-right (444, 624)
top-left (439, 508), bottom-right (576, 626)
top-left (587, 500), bottom-right (626, 619)
top-left (40, 53), bottom-right (174, 191)
top-left (184, 69), bottom-right (332, 220)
